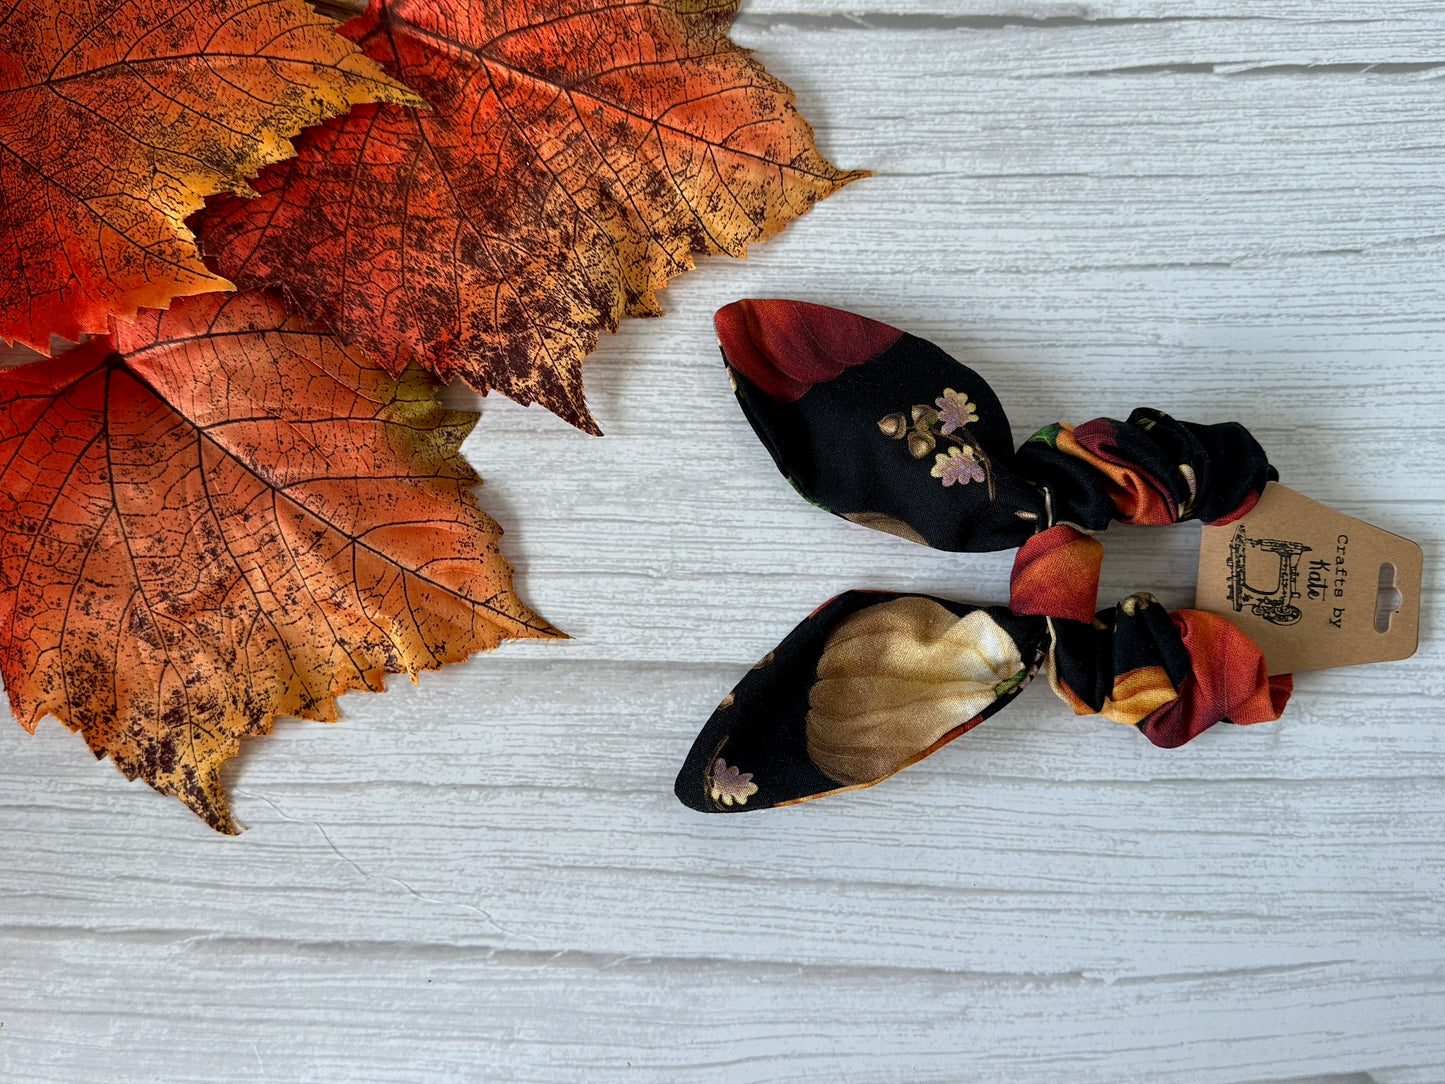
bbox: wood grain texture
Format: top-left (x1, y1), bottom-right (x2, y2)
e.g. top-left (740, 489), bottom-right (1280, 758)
top-left (2, 2), bottom-right (1443, 1080)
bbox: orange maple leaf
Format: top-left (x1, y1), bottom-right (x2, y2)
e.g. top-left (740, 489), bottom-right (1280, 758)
top-left (0, 0), bottom-right (422, 353)
top-left (0, 291), bottom-right (560, 832)
top-left (198, 0), bottom-right (867, 433)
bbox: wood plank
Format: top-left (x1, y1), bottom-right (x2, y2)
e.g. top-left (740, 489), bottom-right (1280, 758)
top-left (3, 660), bottom-right (1442, 974)
top-left (1, 939), bottom-right (1441, 1083)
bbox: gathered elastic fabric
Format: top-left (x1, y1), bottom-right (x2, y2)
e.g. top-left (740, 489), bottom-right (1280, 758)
top-left (676, 299), bottom-right (1292, 814)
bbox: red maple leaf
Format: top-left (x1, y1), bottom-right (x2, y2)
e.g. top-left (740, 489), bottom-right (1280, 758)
top-left (0, 291), bottom-right (559, 832)
top-left (0, 0), bottom-right (420, 352)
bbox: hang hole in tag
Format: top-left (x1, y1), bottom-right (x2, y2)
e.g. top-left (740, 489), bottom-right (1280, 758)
top-left (1375, 563), bottom-right (1403, 633)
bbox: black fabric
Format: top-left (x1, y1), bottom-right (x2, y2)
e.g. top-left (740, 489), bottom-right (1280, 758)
top-left (733, 333), bottom-right (1046, 551)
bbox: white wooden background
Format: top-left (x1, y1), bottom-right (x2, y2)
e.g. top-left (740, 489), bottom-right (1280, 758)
top-left (3, 1), bottom-right (1444, 1080)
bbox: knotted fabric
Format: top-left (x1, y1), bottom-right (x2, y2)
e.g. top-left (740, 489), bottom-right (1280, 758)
top-left (676, 300), bottom-right (1292, 813)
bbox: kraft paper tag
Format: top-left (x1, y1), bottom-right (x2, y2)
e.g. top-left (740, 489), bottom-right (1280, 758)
top-left (1195, 483), bottom-right (1422, 675)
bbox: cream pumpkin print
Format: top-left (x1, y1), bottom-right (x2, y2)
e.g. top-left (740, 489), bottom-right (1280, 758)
top-left (806, 598), bottom-right (1025, 787)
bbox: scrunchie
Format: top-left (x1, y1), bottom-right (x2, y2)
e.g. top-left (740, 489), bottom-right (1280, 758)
top-left (676, 300), bottom-right (1292, 813)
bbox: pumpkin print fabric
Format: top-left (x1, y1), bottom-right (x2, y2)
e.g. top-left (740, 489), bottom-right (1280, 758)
top-left (676, 300), bottom-right (1292, 813)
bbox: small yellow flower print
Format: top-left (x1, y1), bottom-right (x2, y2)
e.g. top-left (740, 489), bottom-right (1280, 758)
top-left (935, 388), bottom-right (979, 434)
top-left (710, 759), bottom-right (758, 806)
top-left (931, 445), bottom-right (985, 486)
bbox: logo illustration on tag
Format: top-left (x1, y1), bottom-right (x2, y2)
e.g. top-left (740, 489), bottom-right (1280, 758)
top-left (1225, 525), bottom-right (1310, 626)
top-left (1197, 483), bottom-right (1422, 675)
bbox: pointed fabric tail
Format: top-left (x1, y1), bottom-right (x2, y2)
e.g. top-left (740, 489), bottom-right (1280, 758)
top-left (675, 592), bottom-right (1047, 813)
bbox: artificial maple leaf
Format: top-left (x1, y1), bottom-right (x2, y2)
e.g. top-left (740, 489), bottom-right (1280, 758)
top-left (198, 0), bottom-right (866, 433)
top-left (0, 0), bottom-right (423, 354)
top-left (0, 291), bottom-right (560, 832)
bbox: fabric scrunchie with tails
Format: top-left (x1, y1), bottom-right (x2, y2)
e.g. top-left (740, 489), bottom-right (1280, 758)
top-left (676, 300), bottom-right (1292, 813)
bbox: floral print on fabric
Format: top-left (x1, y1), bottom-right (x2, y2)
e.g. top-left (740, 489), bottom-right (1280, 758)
top-left (935, 388), bottom-right (979, 434)
top-left (709, 759), bottom-right (759, 806)
top-left (931, 445), bottom-right (986, 487)
top-left (675, 300), bottom-right (1290, 815)
top-left (878, 390), bottom-right (997, 498)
